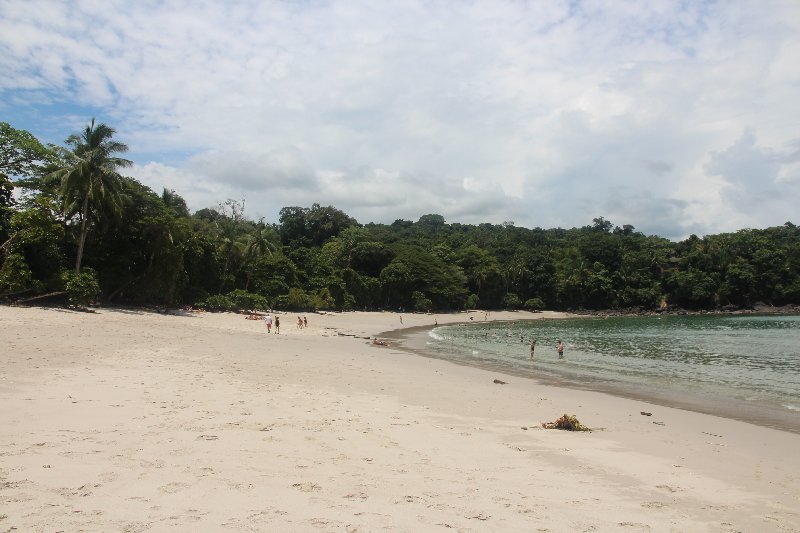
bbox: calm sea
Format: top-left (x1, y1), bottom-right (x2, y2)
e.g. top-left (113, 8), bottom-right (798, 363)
top-left (395, 314), bottom-right (800, 433)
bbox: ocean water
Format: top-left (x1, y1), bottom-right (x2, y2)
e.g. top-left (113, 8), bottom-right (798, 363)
top-left (399, 314), bottom-right (800, 432)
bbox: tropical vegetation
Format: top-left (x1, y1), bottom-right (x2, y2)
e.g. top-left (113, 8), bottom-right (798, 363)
top-left (2, 120), bottom-right (799, 312)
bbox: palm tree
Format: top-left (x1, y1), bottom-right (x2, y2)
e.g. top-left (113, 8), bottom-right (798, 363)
top-left (216, 233), bottom-right (246, 293)
top-left (161, 188), bottom-right (190, 217)
top-left (242, 226), bottom-right (280, 290)
top-left (51, 119), bottom-right (132, 272)
top-left (245, 226), bottom-right (279, 260)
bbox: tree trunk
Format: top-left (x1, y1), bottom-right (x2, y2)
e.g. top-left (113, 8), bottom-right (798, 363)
top-left (75, 193), bottom-right (90, 273)
top-left (0, 234), bottom-right (17, 257)
top-left (107, 275), bottom-right (144, 302)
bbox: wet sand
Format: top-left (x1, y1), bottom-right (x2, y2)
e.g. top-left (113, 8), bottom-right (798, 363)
top-left (392, 323), bottom-right (800, 434)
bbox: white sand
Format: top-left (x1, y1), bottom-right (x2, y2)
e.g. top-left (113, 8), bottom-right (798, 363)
top-left (1, 306), bottom-right (798, 532)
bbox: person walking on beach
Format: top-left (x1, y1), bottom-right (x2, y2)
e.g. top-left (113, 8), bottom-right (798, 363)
top-left (264, 314), bottom-right (273, 333)
top-left (274, 316), bottom-right (280, 334)
top-left (529, 337), bottom-right (536, 359)
top-left (303, 316), bottom-right (308, 328)
top-left (556, 340), bottom-right (564, 359)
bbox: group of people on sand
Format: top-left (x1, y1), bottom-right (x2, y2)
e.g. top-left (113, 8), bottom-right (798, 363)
top-left (528, 337), bottom-right (565, 360)
top-left (262, 313), bottom-right (280, 334)
top-left (244, 310), bottom-right (309, 335)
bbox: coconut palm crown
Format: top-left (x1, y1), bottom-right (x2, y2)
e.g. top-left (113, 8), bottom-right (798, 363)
top-left (51, 119), bottom-right (132, 272)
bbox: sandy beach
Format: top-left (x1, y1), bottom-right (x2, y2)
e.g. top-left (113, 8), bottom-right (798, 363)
top-left (1, 306), bottom-right (799, 532)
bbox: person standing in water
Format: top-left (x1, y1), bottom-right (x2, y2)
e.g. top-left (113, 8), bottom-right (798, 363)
top-left (529, 337), bottom-right (536, 360)
top-left (556, 340), bottom-right (564, 358)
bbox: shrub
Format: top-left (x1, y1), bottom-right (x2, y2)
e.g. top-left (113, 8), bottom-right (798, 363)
top-left (62, 269), bottom-right (101, 306)
top-left (197, 290), bottom-right (269, 312)
top-left (226, 289), bottom-right (268, 311)
top-left (199, 294), bottom-right (235, 312)
top-left (311, 288), bottom-right (336, 311)
top-left (282, 287), bottom-right (313, 311)
top-left (412, 290), bottom-right (432, 312)
top-left (0, 253), bottom-right (33, 294)
top-left (502, 293), bottom-right (522, 309)
top-left (341, 292), bottom-right (356, 311)
top-left (524, 297), bottom-right (545, 311)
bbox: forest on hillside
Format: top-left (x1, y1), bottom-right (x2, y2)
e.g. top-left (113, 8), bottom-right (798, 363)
top-left (2, 120), bottom-right (799, 312)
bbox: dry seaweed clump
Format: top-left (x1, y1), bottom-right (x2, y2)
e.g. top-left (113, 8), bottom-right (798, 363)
top-left (542, 414), bottom-right (591, 431)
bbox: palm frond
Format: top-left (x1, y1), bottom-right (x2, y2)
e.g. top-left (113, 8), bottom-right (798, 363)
top-left (47, 118), bottom-right (133, 271)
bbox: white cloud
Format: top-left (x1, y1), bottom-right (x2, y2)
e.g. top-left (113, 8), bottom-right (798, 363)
top-left (702, 130), bottom-right (800, 230)
top-left (2, 0), bottom-right (800, 239)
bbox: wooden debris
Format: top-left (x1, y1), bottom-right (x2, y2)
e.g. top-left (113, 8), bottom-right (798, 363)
top-left (542, 414), bottom-right (591, 431)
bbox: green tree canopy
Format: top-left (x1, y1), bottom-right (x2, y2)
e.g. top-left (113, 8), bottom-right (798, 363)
top-left (0, 122), bottom-right (58, 178)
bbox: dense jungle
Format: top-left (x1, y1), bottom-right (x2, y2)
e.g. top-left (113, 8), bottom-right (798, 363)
top-left (2, 120), bottom-right (799, 312)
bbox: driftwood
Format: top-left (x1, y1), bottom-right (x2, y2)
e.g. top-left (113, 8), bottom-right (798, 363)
top-left (12, 291), bottom-right (66, 304)
top-left (542, 414), bottom-right (591, 431)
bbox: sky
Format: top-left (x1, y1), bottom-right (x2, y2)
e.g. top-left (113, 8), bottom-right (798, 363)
top-left (1, 0), bottom-right (799, 240)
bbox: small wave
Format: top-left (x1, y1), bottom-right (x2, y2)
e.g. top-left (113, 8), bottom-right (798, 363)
top-left (428, 330), bottom-right (444, 341)
top-left (784, 403), bottom-right (800, 412)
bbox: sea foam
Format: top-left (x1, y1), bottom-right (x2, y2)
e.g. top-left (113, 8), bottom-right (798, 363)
top-left (428, 330), bottom-right (444, 341)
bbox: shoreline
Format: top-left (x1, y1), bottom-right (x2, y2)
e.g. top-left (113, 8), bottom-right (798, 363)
top-left (2, 306), bottom-right (799, 531)
top-left (569, 302), bottom-right (800, 318)
top-left (385, 320), bottom-right (800, 435)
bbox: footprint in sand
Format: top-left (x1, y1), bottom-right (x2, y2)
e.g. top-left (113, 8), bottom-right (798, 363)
top-left (98, 471), bottom-right (118, 483)
top-left (641, 501), bottom-right (665, 509)
top-left (121, 521), bottom-right (150, 532)
top-left (399, 495), bottom-right (427, 505)
top-left (54, 483), bottom-right (97, 497)
top-left (292, 482), bottom-right (322, 492)
top-left (618, 521), bottom-right (651, 529)
top-left (159, 481), bottom-right (190, 494)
